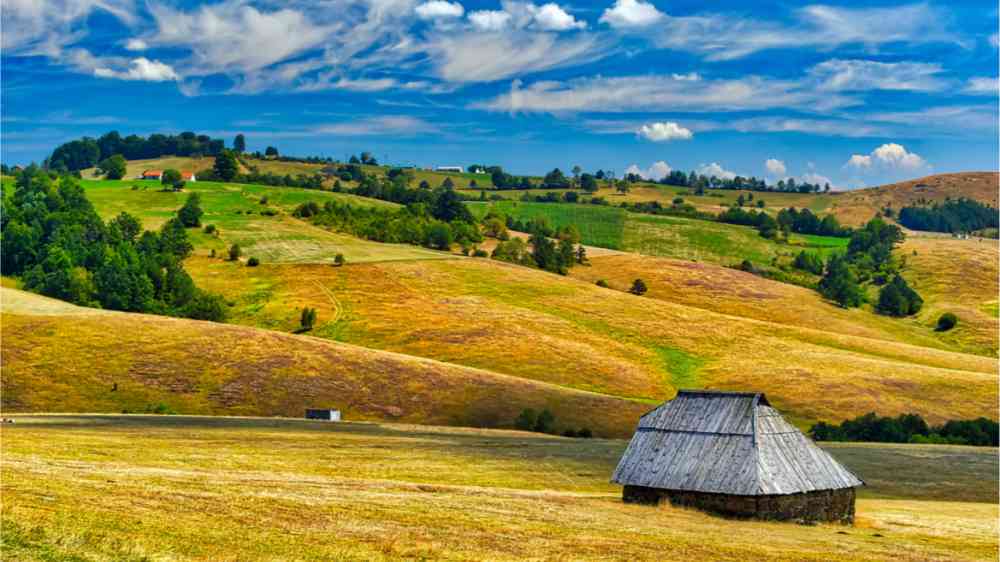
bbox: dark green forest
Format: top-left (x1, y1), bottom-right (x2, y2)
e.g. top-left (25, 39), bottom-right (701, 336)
top-left (1, 166), bottom-right (225, 320)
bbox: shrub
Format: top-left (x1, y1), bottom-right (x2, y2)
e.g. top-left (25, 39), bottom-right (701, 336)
top-left (514, 408), bottom-right (537, 431)
top-left (294, 201), bottom-right (321, 218)
top-left (145, 402), bottom-right (176, 415)
top-left (534, 408), bottom-right (555, 433)
top-left (299, 307), bottom-right (317, 331)
top-left (260, 208), bottom-right (277, 216)
top-left (177, 193), bottom-right (204, 227)
top-left (596, 279), bottom-right (609, 288)
top-left (247, 257), bottom-right (260, 267)
top-left (228, 244), bottom-right (241, 261)
top-left (578, 428), bottom-right (593, 438)
top-left (562, 429), bottom-right (578, 438)
top-left (793, 251), bottom-right (824, 275)
top-left (472, 248), bottom-right (488, 257)
top-left (203, 224), bottom-right (217, 234)
top-left (629, 279), bottom-right (647, 295)
top-left (334, 253), bottom-right (345, 266)
top-left (876, 275), bottom-right (923, 317)
top-left (260, 195), bottom-right (269, 205)
top-left (936, 312), bottom-right (958, 331)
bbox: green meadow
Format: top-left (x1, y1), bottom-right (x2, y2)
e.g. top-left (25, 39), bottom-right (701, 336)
top-left (468, 200), bottom-right (627, 249)
top-left (79, 179), bottom-right (452, 264)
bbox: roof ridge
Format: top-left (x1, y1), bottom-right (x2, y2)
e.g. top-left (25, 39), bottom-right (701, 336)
top-left (751, 393), bottom-right (763, 495)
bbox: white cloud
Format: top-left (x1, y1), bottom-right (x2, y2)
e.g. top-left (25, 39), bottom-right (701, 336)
top-left (801, 172), bottom-right (832, 188)
top-left (531, 3), bottom-right (584, 30)
top-left (808, 59), bottom-right (946, 92)
top-left (416, 1), bottom-right (464, 20)
top-left (146, 1), bottom-right (337, 75)
top-left (499, 1), bottom-right (585, 31)
top-left (644, 3), bottom-right (959, 61)
top-left (846, 143), bottom-right (927, 171)
top-left (314, 115), bottom-right (437, 136)
top-left (2, 0), bottom-right (137, 54)
top-left (637, 121), bottom-right (693, 142)
top-left (468, 10), bottom-right (511, 31)
top-left (696, 162), bottom-right (736, 180)
top-left (480, 73), bottom-right (855, 113)
top-left (124, 38), bottom-right (148, 51)
top-left (94, 57), bottom-right (179, 81)
top-left (626, 161), bottom-right (672, 180)
top-left (964, 76), bottom-right (999, 95)
top-left (671, 72), bottom-right (700, 81)
top-left (765, 158), bottom-right (786, 176)
top-left (846, 154), bottom-right (872, 168)
top-left (428, 33), bottom-right (602, 83)
top-left (600, 0), bottom-right (664, 28)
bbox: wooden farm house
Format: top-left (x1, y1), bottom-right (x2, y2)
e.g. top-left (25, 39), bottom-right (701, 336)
top-left (611, 390), bottom-right (863, 524)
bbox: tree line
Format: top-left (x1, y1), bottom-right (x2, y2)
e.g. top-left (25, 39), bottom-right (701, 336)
top-left (896, 198), bottom-right (998, 234)
top-left (48, 131), bottom-right (225, 172)
top-left (1, 166), bottom-right (226, 320)
top-left (810, 412), bottom-right (998, 447)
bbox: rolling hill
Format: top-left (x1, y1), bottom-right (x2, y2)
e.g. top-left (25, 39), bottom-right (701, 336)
top-left (3, 168), bottom-right (997, 433)
top-left (184, 255), bottom-right (996, 428)
top-left (1, 287), bottom-right (648, 437)
top-left (829, 172), bottom-right (999, 226)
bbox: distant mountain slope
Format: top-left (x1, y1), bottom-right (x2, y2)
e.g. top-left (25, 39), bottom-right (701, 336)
top-left (830, 172), bottom-right (999, 226)
top-left (0, 288), bottom-right (648, 437)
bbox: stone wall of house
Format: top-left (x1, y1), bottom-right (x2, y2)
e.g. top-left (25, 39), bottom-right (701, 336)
top-left (622, 485), bottom-right (855, 524)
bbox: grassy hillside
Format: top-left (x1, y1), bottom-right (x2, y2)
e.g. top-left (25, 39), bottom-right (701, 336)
top-left (3, 415), bottom-right (996, 561)
top-left (184, 256), bottom-right (997, 427)
top-left (469, 200), bottom-right (628, 249)
top-left (623, 213), bottom-right (847, 266)
top-left (80, 179), bottom-right (453, 264)
top-left (900, 235), bottom-right (999, 357)
top-left (830, 172), bottom-right (999, 226)
top-left (568, 250), bottom-right (996, 358)
top-left (1, 288), bottom-right (647, 436)
top-left (81, 156), bottom-right (219, 179)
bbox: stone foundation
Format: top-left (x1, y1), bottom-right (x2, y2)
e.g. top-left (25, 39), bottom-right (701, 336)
top-left (622, 485), bottom-right (855, 524)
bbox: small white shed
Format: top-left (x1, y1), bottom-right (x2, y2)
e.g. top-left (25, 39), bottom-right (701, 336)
top-left (305, 409), bottom-right (341, 421)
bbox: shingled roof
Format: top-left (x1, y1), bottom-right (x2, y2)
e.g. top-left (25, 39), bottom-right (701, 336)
top-left (611, 390), bottom-right (863, 496)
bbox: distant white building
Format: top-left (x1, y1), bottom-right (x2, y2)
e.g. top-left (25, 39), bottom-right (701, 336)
top-left (435, 166), bottom-right (463, 173)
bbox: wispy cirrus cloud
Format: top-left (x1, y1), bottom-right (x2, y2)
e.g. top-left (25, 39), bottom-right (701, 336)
top-left (606, 3), bottom-right (962, 61)
top-left (808, 59), bottom-right (947, 92)
top-left (479, 73), bottom-right (856, 114)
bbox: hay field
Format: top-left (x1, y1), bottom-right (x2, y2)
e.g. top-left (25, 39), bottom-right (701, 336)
top-left (2, 415), bottom-right (996, 561)
top-left (0, 288), bottom-right (647, 436)
top-left (81, 156), bottom-right (218, 179)
top-left (185, 257), bottom-right (997, 427)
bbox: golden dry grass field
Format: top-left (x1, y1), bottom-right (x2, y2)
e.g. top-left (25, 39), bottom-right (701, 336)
top-left (183, 255), bottom-right (996, 428)
top-left (1, 287), bottom-right (645, 437)
top-left (2, 415), bottom-right (996, 562)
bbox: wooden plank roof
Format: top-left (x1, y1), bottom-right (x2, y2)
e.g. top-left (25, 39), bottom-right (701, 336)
top-left (611, 390), bottom-right (863, 496)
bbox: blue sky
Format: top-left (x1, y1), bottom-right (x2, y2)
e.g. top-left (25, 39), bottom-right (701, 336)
top-left (2, 0), bottom-right (997, 189)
